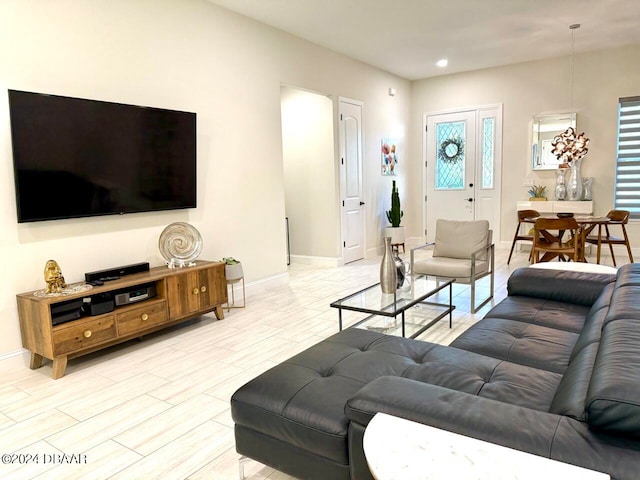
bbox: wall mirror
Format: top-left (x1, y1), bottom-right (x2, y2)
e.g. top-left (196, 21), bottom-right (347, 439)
top-left (531, 113), bottom-right (576, 170)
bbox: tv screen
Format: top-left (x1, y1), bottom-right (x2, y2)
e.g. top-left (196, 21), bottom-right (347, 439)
top-left (8, 90), bottom-right (196, 223)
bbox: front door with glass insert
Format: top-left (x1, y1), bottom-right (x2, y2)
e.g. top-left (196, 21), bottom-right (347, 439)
top-left (425, 107), bottom-right (502, 242)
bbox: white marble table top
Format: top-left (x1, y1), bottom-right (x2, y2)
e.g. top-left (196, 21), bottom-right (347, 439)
top-left (363, 413), bottom-right (609, 480)
top-left (529, 262), bottom-right (617, 274)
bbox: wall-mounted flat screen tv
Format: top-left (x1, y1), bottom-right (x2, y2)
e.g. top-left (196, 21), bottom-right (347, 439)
top-left (8, 89), bottom-right (196, 223)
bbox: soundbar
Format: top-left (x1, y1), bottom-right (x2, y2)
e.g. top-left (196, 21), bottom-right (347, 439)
top-left (85, 262), bottom-right (150, 282)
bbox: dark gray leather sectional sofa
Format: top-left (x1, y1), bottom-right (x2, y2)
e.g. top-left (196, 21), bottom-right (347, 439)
top-left (231, 264), bottom-right (640, 479)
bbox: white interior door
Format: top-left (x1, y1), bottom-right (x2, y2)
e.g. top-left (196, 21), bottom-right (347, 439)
top-left (424, 106), bottom-right (502, 242)
top-left (339, 98), bottom-right (364, 264)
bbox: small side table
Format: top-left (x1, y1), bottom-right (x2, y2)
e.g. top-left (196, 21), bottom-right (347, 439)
top-left (363, 413), bottom-right (609, 479)
top-left (226, 276), bottom-right (246, 312)
top-left (224, 262), bottom-right (246, 312)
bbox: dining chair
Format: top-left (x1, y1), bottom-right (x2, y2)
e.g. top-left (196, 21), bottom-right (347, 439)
top-left (584, 210), bottom-right (634, 266)
top-left (531, 217), bottom-right (581, 264)
top-left (507, 209), bottom-right (540, 264)
top-left (411, 219), bottom-right (494, 313)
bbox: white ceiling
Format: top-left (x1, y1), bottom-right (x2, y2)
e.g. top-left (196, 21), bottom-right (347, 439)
top-left (207, 0), bottom-right (640, 80)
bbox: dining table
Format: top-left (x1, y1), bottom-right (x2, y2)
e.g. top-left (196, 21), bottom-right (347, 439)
top-left (523, 214), bottom-right (611, 263)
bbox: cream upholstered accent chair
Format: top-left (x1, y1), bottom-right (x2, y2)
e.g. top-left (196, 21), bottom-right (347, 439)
top-left (410, 219), bottom-right (495, 313)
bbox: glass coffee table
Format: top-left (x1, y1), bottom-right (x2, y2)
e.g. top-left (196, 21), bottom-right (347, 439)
top-left (330, 276), bottom-right (455, 339)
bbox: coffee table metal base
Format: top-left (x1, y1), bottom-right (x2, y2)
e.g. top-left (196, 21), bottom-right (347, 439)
top-left (332, 279), bottom-right (454, 339)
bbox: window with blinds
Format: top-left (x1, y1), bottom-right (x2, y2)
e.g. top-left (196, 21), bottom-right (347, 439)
top-left (615, 96), bottom-right (640, 219)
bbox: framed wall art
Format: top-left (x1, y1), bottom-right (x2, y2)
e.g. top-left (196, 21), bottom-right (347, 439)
top-left (381, 139), bottom-right (398, 176)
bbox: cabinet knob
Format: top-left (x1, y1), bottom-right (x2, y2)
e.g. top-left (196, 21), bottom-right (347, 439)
top-left (193, 288), bottom-right (199, 295)
top-left (200, 285), bottom-right (207, 293)
top-left (141, 313), bottom-right (149, 321)
top-left (83, 330), bottom-right (92, 338)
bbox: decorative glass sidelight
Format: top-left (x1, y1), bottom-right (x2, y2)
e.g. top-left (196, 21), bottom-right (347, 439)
top-left (436, 121), bottom-right (465, 189)
top-left (482, 118), bottom-right (495, 188)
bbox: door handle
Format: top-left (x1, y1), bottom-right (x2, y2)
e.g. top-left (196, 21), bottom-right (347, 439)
top-left (360, 201), bottom-right (365, 205)
top-left (469, 183), bottom-right (474, 187)
top-left (466, 198), bottom-right (474, 202)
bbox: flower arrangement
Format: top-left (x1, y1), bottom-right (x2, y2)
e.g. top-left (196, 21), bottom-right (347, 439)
top-left (551, 127), bottom-right (590, 164)
top-left (528, 185), bottom-right (547, 198)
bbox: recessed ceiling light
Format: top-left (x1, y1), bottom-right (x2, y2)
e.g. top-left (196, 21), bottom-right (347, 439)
top-left (436, 59), bottom-right (448, 68)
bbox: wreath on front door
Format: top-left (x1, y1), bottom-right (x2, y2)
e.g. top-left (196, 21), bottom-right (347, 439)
top-left (438, 136), bottom-right (464, 163)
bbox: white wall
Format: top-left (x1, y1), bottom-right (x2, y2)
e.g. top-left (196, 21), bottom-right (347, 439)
top-left (0, 0), bottom-right (411, 358)
top-left (409, 43), bottom-right (640, 246)
top-left (281, 87), bottom-right (337, 260)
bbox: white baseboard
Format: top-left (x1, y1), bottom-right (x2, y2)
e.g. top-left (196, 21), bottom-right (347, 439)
top-left (0, 349), bottom-right (26, 361)
top-left (230, 271), bottom-right (290, 298)
top-left (0, 349), bottom-right (29, 369)
top-left (289, 255), bottom-right (344, 267)
top-left (499, 240), bottom-right (514, 250)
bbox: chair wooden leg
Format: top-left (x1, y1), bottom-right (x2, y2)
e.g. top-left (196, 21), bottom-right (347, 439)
top-left (608, 242), bottom-right (617, 267)
top-left (507, 225), bottom-right (520, 265)
top-left (623, 227), bottom-right (634, 263)
top-left (625, 241), bottom-right (634, 263)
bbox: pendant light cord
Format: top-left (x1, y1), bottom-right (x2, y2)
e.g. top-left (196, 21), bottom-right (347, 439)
top-left (569, 24), bottom-right (580, 109)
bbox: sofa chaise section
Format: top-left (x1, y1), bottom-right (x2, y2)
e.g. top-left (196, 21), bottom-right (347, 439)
top-left (231, 265), bottom-right (640, 480)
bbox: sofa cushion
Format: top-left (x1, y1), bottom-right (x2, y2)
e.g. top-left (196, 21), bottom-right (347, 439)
top-left (484, 296), bottom-right (590, 333)
top-left (549, 343), bottom-right (599, 420)
top-left (549, 284), bottom-right (614, 420)
top-left (603, 283), bottom-right (640, 329)
top-left (571, 283), bottom-right (615, 355)
top-left (586, 317), bottom-right (640, 436)
top-left (412, 256), bottom-right (488, 281)
top-left (450, 317), bottom-right (579, 374)
top-left (507, 267), bottom-right (615, 307)
top-left (402, 345), bottom-right (562, 412)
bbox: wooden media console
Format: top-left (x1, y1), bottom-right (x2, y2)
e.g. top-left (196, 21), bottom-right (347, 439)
top-left (16, 260), bottom-right (227, 379)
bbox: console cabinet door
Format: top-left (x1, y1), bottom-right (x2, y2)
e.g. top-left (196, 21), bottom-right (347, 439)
top-left (166, 265), bottom-right (226, 319)
top-left (166, 271), bottom-right (200, 319)
top-left (197, 265), bottom-right (227, 310)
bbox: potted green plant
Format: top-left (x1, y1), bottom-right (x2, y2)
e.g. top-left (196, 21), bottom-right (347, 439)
top-left (528, 185), bottom-right (547, 201)
top-left (222, 257), bottom-right (243, 281)
top-left (383, 180), bottom-right (405, 246)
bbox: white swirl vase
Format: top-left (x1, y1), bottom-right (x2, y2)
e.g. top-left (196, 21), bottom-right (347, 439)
top-left (158, 222), bottom-right (203, 268)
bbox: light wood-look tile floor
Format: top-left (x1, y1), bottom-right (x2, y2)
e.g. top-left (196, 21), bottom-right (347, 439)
top-left (0, 249), bottom-right (625, 479)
